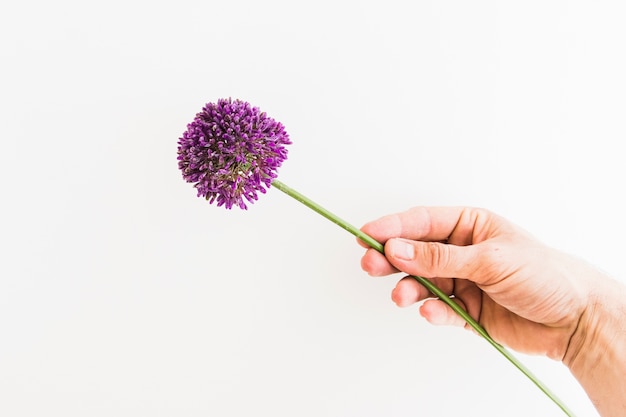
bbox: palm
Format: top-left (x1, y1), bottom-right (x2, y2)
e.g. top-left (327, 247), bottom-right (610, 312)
top-left (448, 246), bottom-right (587, 360)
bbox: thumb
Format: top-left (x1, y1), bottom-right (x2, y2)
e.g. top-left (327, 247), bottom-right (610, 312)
top-left (384, 238), bottom-right (482, 281)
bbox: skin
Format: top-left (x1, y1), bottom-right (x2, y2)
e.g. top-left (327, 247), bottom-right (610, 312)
top-left (359, 207), bottom-right (626, 417)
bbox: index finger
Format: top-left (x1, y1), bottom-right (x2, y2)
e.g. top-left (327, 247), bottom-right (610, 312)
top-left (359, 206), bottom-right (503, 247)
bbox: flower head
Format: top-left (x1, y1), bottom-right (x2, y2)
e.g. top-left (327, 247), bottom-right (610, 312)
top-left (177, 98), bottom-right (291, 209)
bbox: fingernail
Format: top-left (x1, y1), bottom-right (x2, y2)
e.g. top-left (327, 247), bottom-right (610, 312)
top-left (389, 239), bottom-right (415, 261)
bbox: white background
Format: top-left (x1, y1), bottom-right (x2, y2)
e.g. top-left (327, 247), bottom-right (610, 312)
top-left (1, 1), bottom-right (625, 416)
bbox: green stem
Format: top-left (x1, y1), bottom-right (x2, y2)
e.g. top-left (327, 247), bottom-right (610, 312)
top-left (271, 179), bottom-right (576, 417)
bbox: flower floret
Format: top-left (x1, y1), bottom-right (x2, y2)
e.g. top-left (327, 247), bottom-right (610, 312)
top-left (177, 98), bottom-right (291, 209)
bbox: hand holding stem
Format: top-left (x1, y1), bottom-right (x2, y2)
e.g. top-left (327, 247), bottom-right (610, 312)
top-left (360, 206), bottom-right (626, 417)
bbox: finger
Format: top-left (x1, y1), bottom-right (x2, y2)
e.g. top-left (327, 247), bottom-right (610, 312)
top-left (391, 276), bottom-right (429, 307)
top-left (419, 299), bottom-right (468, 327)
top-left (361, 248), bottom-right (399, 276)
top-left (361, 206), bottom-right (503, 246)
top-left (452, 278), bottom-right (483, 321)
top-left (391, 276), bottom-right (455, 307)
top-left (384, 238), bottom-right (485, 282)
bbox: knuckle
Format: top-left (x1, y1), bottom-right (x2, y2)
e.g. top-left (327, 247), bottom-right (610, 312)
top-left (472, 242), bottom-right (505, 278)
top-left (419, 242), bottom-right (451, 277)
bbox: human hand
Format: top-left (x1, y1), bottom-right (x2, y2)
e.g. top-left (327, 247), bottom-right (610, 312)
top-left (359, 207), bottom-right (600, 361)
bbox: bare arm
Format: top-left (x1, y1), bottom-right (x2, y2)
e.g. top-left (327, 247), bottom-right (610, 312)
top-left (564, 278), bottom-right (626, 417)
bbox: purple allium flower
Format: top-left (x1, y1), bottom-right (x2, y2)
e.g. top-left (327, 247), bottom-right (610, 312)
top-left (177, 98), bottom-right (291, 209)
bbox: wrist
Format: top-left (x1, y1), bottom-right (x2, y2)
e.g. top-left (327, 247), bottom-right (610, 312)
top-left (563, 277), bottom-right (626, 416)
